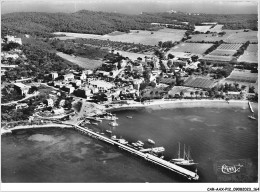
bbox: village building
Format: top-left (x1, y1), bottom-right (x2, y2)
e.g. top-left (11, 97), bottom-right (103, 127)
top-left (59, 99), bottom-right (66, 107)
top-left (51, 72), bottom-right (58, 80)
top-left (5, 35), bottom-right (22, 45)
top-left (15, 77), bottom-right (32, 83)
top-left (15, 103), bottom-right (29, 110)
top-left (13, 83), bottom-right (31, 96)
top-left (52, 108), bottom-right (65, 115)
top-left (63, 73), bottom-right (74, 81)
top-left (62, 84), bottom-right (75, 94)
top-left (89, 80), bottom-right (115, 92)
top-left (44, 98), bottom-right (54, 107)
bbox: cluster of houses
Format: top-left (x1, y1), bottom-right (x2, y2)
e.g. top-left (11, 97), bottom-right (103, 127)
top-left (1, 35), bottom-right (25, 75)
top-left (40, 50), bottom-right (211, 104)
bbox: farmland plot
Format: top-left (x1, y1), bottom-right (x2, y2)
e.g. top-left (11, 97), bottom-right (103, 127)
top-left (216, 43), bottom-right (242, 50)
top-left (56, 52), bottom-right (102, 69)
top-left (187, 30), bottom-right (258, 43)
top-left (208, 25), bottom-right (223, 33)
top-left (246, 44), bottom-right (258, 52)
top-left (202, 43), bottom-right (242, 62)
top-left (226, 69), bottom-right (258, 83)
top-left (54, 29), bottom-right (186, 46)
top-left (184, 77), bottom-right (215, 89)
top-left (237, 44), bottom-right (258, 63)
top-left (194, 25), bottom-right (212, 33)
top-left (168, 43), bottom-right (214, 54)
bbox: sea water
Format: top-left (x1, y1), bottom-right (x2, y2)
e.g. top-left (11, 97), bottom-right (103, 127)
top-left (1, 107), bottom-right (258, 182)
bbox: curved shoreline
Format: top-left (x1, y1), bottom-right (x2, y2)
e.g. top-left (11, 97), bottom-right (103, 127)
top-left (106, 99), bottom-right (258, 112)
top-left (1, 123), bottom-right (74, 135)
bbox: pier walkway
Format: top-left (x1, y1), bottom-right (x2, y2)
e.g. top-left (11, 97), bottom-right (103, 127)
top-left (74, 125), bottom-right (199, 180)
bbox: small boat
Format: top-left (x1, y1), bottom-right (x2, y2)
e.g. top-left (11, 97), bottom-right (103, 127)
top-left (92, 122), bottom-right (98, 125)
top-left (135, 142), bottom-right (143, 147)
top-left (111, 135), bottom-right (117, 140)
top-left (118, 138), bottom-right (128, 145)
top-left (147, 139), bottom-right (155, 145)
top-left (106, 130), bottom-right (112, 134)
top-left (132, 143), bottom-right (138, 147)
top-left (126, 116), bottom-right (133, 119)
top-left (137, 140), bottom-right (144, 146)
top-left (109, 119), bottom-right (119, 127)
top-left (248, 113), bottom-right (257, 120)
top-left (248, 115), bottom-right (257, 120)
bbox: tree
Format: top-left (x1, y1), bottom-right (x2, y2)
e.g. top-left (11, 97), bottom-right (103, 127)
top-left (200, 91), bottom-right (204, 98)
top-left (195, 91), bottom-right (199, 99)
top-left (180, 91), bottom-right (184, 99)
top-left (205, 91), bottom-right (209, 98)
top-left (158, 41), bottom-right (162, 48)
top-left (190, 91), bottom-right (194, 98)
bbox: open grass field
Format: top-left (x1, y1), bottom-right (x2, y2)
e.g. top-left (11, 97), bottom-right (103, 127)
top-left (54, 29), bottom-right (186, 46)
top-left (187, 30), bottom-right (258, 43)
top-left (168, 43), bottom-right (214, 54)
top-left (56, 52), bottom-right (102, 69)
top-left (237, 44), bottom-right (258, 63)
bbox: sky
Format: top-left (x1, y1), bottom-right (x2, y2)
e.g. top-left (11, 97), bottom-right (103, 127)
top-left (1, 0), bottom-right (258, 15)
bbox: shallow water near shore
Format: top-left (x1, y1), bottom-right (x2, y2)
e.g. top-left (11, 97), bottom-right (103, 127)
top-left (1, 107), bottom-right (258, 182)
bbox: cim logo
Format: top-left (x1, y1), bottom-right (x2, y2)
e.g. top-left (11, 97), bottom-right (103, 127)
top-left (221, 164), bottom-right (244, 174)
top-left (214, 159), bottom-right (253, 182)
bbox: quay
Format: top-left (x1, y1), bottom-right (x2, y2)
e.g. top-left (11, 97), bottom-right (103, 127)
top-left (74, 125), bottom-right (199, 180)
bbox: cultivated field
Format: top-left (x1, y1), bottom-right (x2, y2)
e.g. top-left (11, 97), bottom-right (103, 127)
top-left (56, 52), bottom-right (102, 69)
top-left (168, 43), bottom-right (214, 54)
top-left (209, 25), bottom-right (223, 33)
top-left (246, 44), bottom-right (258, 52)
top-left (208, 50), bottom-right (236, 56)
top-left (202, 43), bottom-right (242, 62)
top-left (114, 50), bottom-right (153, 61)
top-left (194, 25), bottom-right (212, 33)
top-left (54, 29), bottom-right (186, 46)
top-left (187, 30), bottom-right (258, 43)
top-left (202, 55), bottom-right (233, 62)
top-left (238, 44), bottom-right (258, 63)
top-left (184, 77), bottom-right (215, 89)
top-left (226, 69), bottom-right (258, 83)
top-left (217, 43), bottom-right (242, 50)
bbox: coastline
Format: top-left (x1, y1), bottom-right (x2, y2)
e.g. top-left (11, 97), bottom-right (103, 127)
top-left (106, 99), bottom-right (258, 112)
top-left (1, 123), bottom-right (74, 135)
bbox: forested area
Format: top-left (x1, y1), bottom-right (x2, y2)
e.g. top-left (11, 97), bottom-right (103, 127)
top-left (1, 10), bottom-right (257, 38)
top-left (3, 38), bottom-right (83, 82)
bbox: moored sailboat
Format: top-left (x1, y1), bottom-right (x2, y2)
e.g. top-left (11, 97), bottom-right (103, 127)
top-left (171, 143), bottom-right (198, 166)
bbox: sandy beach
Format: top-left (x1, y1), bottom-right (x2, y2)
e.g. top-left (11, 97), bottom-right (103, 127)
top-left (106, 99), bottom-right (258, 112)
